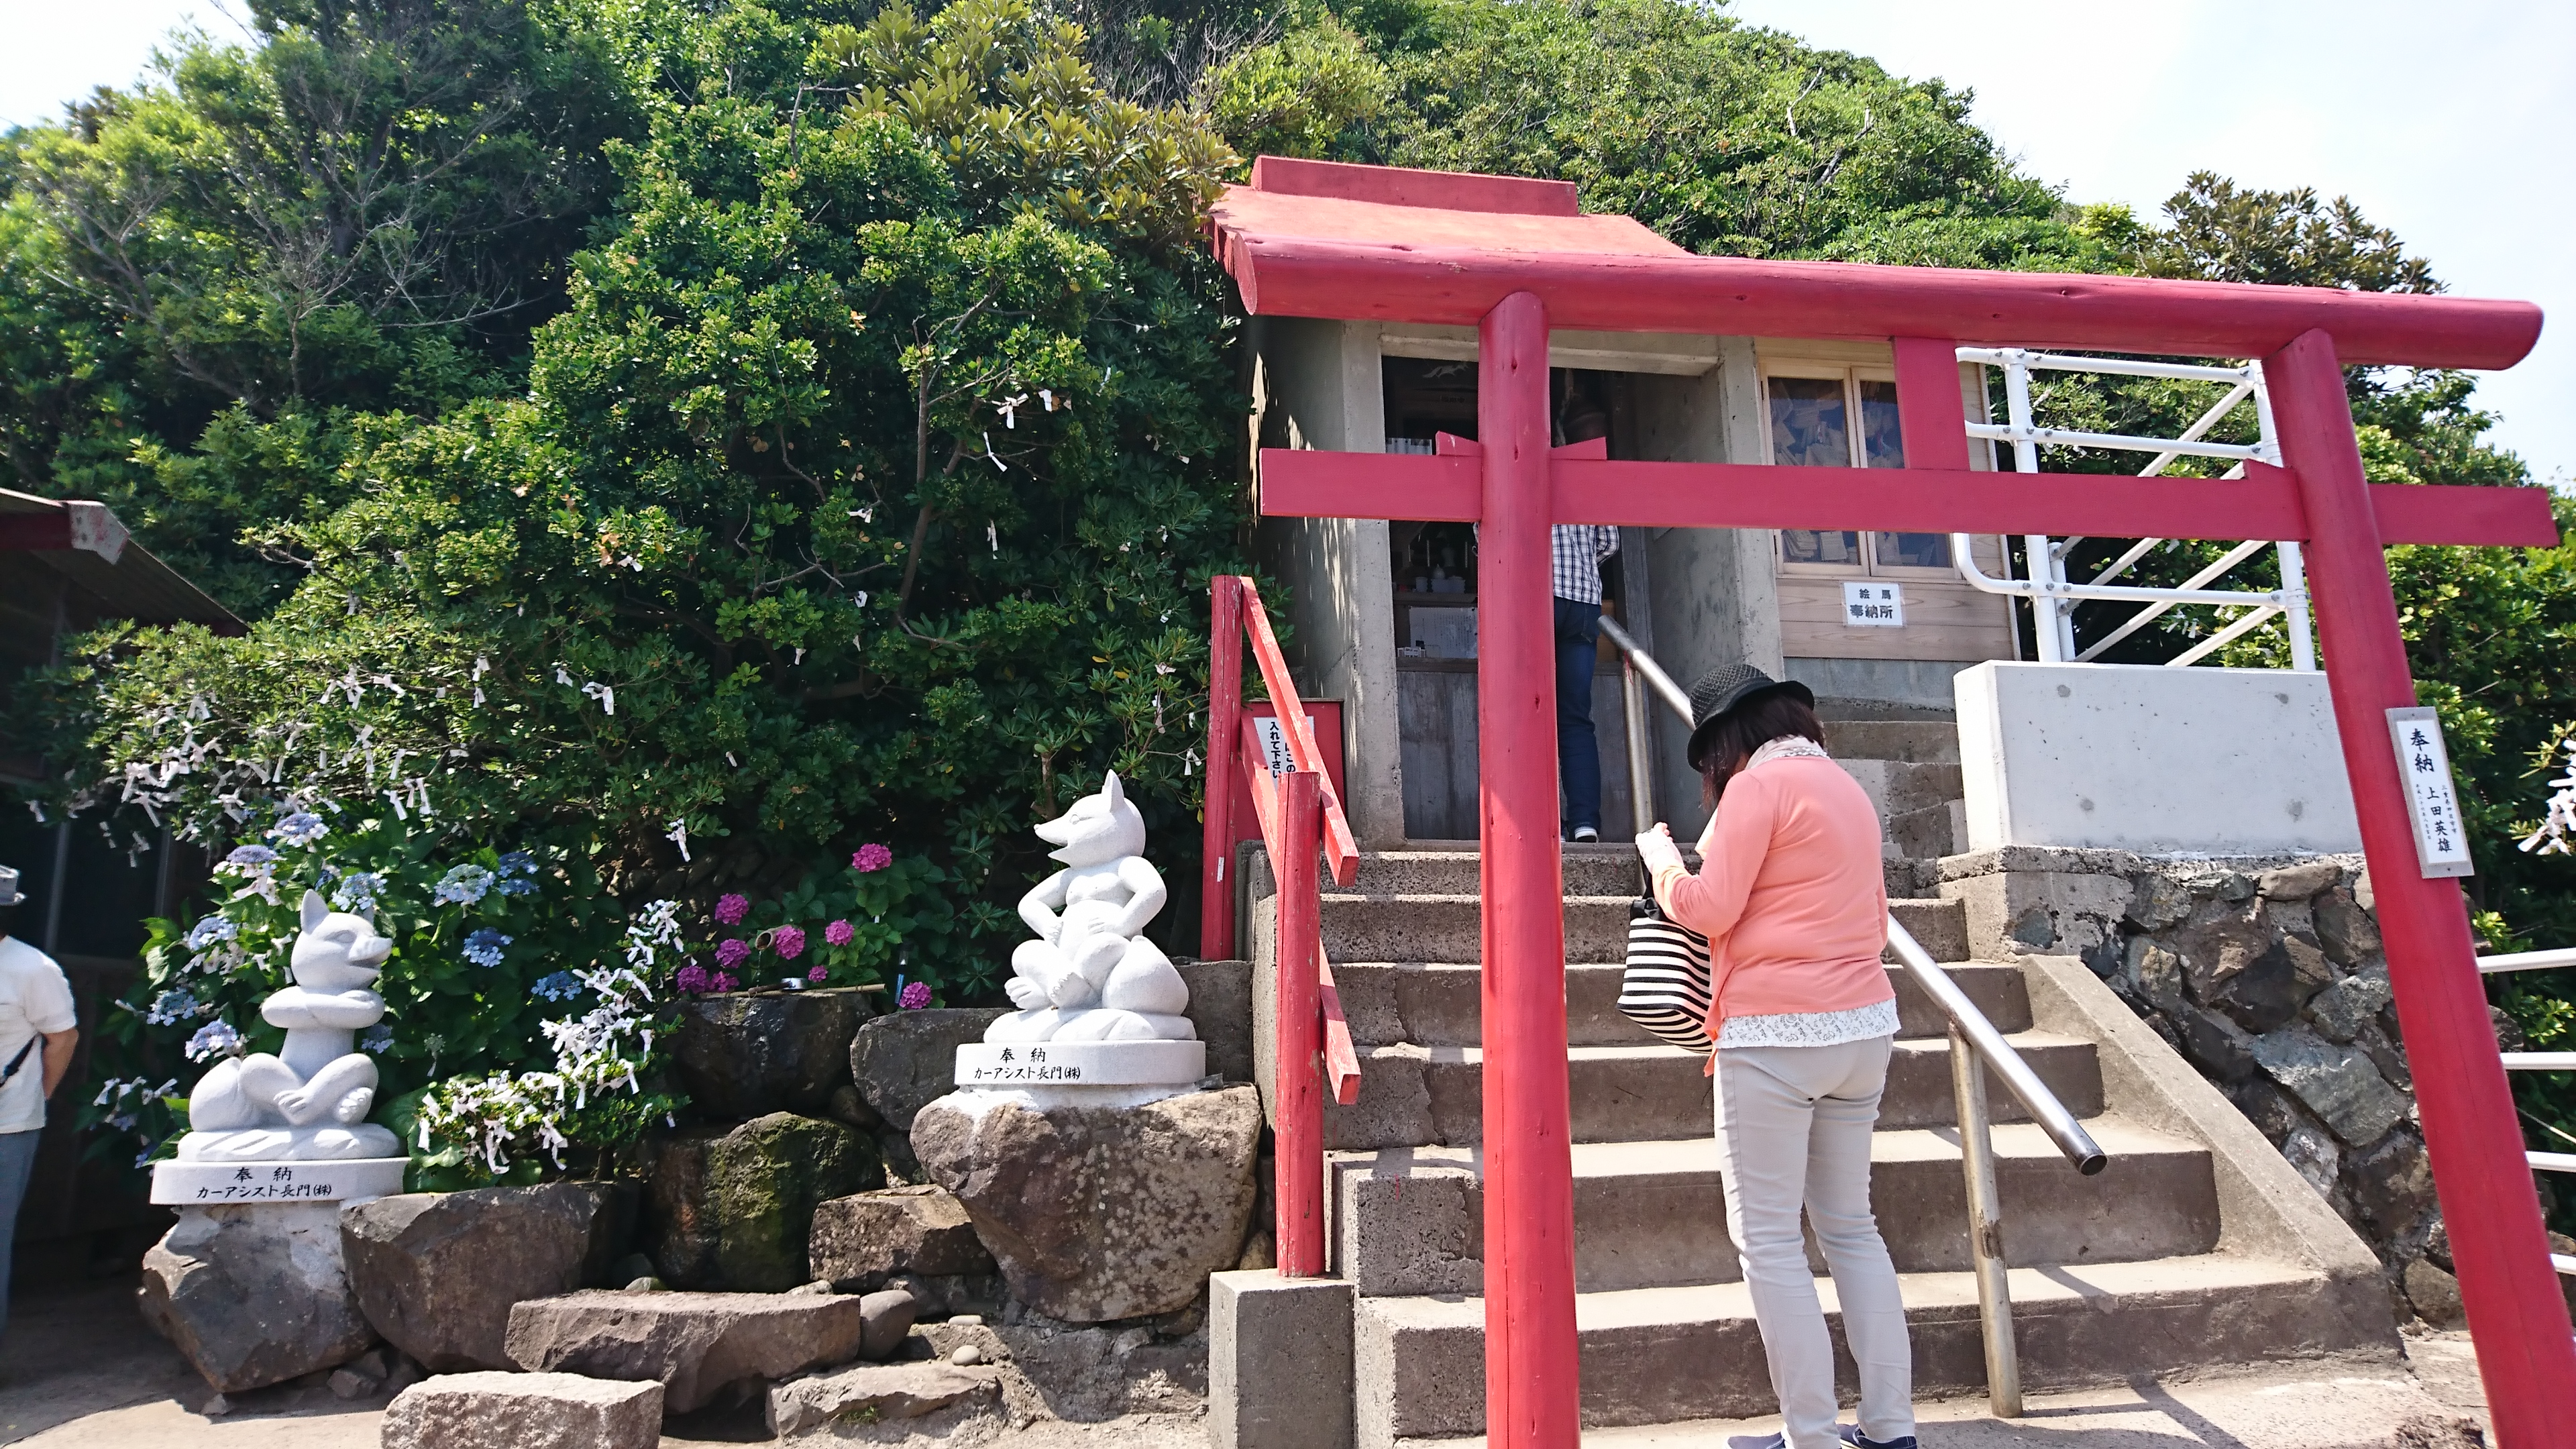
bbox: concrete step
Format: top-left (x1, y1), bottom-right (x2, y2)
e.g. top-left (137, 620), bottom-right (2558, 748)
top-left (1821, 718), bottom-right (1962, 765)
top-left (1322, 1032), bottom-right (2103, 1151)
top-left (1299, 894), bottom-right (1635, 964)
top-left (1259, 889), bottom-right (1967, 971)
top-left (1252, 846), bottom-right (1651, 901)
top-left (1886, 800), bottom-right (1965, 862)
top-left (1840, 759), bottom-right (1966, 821)
top-left (1331, 959), bottom-right (2027, 1050)
top-left (1353, 1256), bottom-right (2387, 1442)
top-left (1329, 1119), bottom-right (2217, 1296)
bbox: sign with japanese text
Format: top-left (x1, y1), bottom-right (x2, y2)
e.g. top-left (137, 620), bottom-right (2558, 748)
top-left (1252, 714), bottom-right (1318, 777)
top-left (2385, 706), bottom-right (2475, 878)
top-left (1841, 581), bottom-right (1905, 627)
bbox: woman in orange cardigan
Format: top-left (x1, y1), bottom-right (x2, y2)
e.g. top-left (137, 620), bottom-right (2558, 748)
top-left (1635, 665), bottom-right (1913, 1449)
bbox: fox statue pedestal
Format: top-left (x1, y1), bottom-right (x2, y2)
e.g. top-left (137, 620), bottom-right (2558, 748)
top-left (914, 775), bottom-right (1254, 1323)
top-left (142, 891), bottom-right (407, 1393)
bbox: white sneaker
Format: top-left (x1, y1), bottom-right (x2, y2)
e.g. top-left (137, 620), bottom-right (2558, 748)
top-left (1572, 826), bottom-right (1600, 843)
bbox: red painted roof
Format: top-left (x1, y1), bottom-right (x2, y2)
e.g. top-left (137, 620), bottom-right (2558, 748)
top-left (1211, 158), bottom-right (2542, 372)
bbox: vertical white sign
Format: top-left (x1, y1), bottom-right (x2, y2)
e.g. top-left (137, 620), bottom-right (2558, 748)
top-left (1841, 581), bottom-right (1904, 627)
top-left (2385, 706), bottom-right (2475, 878)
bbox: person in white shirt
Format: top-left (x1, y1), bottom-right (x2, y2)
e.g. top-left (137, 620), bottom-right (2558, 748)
top-left (0, 865), bottom-right (78, 1349)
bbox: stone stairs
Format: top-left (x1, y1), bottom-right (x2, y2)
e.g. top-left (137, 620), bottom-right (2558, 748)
top-left (1248, 841), bottom-right (2396, 1444)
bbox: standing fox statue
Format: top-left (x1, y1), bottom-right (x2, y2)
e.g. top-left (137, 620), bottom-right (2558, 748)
top-left (955, 771), bottom-right (1206, 1094)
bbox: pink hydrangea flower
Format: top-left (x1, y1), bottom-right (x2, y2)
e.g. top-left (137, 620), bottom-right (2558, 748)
top-left (900, 981), bottom-right (932, 1010)
top-left (852, 843), bottom-right (893, 873)
top-left (714, 938), bottom-right (752, 971)
top-left (824, 918), bottom-right (855, 947)
top-left (675, 964), bottom-right (710, 995)
top-left (714, 893), bottom-right (749, 926)
top-left (711, 971), bottom-right (739, 994)
top-left (807, 964), bottom-right (828, 984)
top-left (773, 925), bottom-right (807, 960)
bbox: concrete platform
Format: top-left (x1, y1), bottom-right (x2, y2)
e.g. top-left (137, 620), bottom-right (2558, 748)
top-left (1401, 1351), bottom-right (2481, 1447)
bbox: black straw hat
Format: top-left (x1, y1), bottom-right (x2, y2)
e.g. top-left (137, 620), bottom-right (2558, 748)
top-left (1684, 665), bottom-right (1815, 771)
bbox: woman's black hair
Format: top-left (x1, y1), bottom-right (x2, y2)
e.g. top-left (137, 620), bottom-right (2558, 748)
top-left (1696, 689), bottom-right (1826, 807)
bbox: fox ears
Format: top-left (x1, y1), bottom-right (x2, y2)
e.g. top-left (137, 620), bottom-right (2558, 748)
top-left (1102, 770), bottom-right (1126, 809)
top-left (301, 890), bottom-right (330, 934)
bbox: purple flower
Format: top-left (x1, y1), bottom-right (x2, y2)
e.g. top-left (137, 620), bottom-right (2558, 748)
top-left (900, 981), bottom-right (932, 1010)
top-left (676, 964), bottom-right (710, 994)
top-left (852, 843), bottom-right (893, 873)
top-left (773, 925), bottom-right (807, 960)
top-left (714, 938), bottom-right (752, 971)
top-left (806, 964), bottom-right (828, 985)
top-left (711, 971), bottom-right (739, 994)
top-left (824, 918), bottom-right (855, 947)
top-left (714, 893), bottom-right (749, 926)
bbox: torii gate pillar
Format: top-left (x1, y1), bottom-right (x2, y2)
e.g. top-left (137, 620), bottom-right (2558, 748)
top-left (2269, 329), bottom-right (2574, 1444)
top-left (1473, 291), bottom-right (1582, 1447)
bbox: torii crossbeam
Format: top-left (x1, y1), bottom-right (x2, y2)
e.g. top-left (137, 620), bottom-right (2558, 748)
top-left (1213, 158), bottom-right (2568, 1449)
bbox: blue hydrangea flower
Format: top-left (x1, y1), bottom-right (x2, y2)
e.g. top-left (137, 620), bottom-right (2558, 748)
top-left (223, 844), bottom-right (278, 870)
top-left (496, 875), bottom-right (537, 897)
top-left (330, 872), bottom-right (386, 912)
top-left (433, 864), bottom-right (495, 907)
top-left (360, 1025), bottom-right (394, 1053)
top-left (462, 927), bottom-right (513, 967)
top-left (269, 812), bottom-right (329, 847)
top-left (184, 1020), bottom-right (243, 1062)
top-left (531, 971), bottom-right (582, 1002)
top-left (146, 989), bottom-right (202, 1026)
top-left (183, 915), bottom-right (238, 951)
top-left (497, 851), bottom-right (538, 876)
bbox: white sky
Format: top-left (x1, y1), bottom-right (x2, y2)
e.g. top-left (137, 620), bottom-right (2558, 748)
top-left (1, 0), bottom-right (2568, 482)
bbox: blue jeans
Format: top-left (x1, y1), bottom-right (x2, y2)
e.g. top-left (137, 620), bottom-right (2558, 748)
top-left (1554, 596), bottom-right (1603, 837)
top-left (0, 1128), bottom-right (38, 1346)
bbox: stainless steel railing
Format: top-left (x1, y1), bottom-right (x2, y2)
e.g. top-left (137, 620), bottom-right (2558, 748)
top-left (1597, 614), bottom-right (2107, 1417)
top-left (2474, 946), bottom-right (2576, 1280)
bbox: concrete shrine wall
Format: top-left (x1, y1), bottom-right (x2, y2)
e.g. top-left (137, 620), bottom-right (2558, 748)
top-left (1957, 661), bottom-right (2363, 856)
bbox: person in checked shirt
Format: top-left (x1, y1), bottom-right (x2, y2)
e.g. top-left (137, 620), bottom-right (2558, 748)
top-left (1552, 523), bottom-right (1619, 842)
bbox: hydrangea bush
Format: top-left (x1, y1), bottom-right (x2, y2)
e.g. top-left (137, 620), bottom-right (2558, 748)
top-left (680, 840), bottom-right (1003, 1005)
top-left (85, 802), bottom-right (664, 1182)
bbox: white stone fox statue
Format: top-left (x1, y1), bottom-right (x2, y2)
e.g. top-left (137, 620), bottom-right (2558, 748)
top-left (988, 771), bottom-right (1196, 1044)
top-left (179, 890), bottom-right (402, 1163)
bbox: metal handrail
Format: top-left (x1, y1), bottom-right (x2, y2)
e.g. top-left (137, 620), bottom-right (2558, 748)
top-left (1598, 614), bottom-right (2111, 1416)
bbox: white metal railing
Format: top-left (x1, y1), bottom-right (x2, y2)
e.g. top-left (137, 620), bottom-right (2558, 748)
top-left (1949, 347), bottom-right (2316, 672)
top-left (2475, 947), bottom-right (2576, 1279)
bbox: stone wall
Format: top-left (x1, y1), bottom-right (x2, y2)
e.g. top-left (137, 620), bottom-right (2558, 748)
top-left (1937, 847), bottom-right (2522, 1326)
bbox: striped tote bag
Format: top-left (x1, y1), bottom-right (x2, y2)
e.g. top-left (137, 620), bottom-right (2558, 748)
top-left (1616, 896), bottom-right (1713, 1055)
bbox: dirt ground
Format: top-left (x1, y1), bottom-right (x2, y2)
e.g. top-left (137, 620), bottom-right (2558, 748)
top-left (0, 1271), bottom-right (2499, 1448)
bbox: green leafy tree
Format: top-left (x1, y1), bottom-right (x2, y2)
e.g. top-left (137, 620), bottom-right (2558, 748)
top-left (0, 0), bottom-right (631, 611)
top-left (25, 0), bottom-right (1253, 1008)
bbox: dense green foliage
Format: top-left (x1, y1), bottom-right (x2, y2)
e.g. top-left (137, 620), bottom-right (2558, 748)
top-left (17, 0), bottom-right (1250, 1013)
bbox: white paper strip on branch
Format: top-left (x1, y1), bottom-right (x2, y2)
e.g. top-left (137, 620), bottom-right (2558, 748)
top-left (2385, 706), bottom-right (2475, 879)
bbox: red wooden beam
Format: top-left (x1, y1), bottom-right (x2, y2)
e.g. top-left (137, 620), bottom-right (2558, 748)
top-left (1219, 234), bottom-right (2541, 371)
top-left (1235, 578), bottom-right (1361, 886)
top-left (1236, 716), bottom-right (1364, 1109)
top-left (1256, 447), bottom-right (2563, 548)
top-left (2267, 330), bottom-right (2576, 1439)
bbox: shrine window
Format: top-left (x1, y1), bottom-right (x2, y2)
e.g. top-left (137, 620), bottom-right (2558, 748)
top-left (1762, 360), bottom-right (1953, 577)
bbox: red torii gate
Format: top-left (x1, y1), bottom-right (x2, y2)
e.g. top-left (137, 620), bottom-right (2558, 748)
top-left (1210, 158), bottom-right (2567, 1447)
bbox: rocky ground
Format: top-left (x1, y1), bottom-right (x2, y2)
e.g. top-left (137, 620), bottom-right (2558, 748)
top-left (0, 1271), bottom-right (2498, 1448)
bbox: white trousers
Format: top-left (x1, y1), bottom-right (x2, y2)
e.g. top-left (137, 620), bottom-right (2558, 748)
top-left (1713, 1036), bottom-right (1914, 1449)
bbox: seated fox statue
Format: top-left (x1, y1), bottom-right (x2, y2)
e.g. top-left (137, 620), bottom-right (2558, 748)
top-left (987, 771), bottom-right (1196, 1044)
top-left (177, 890), bottom-right (402, 1163)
